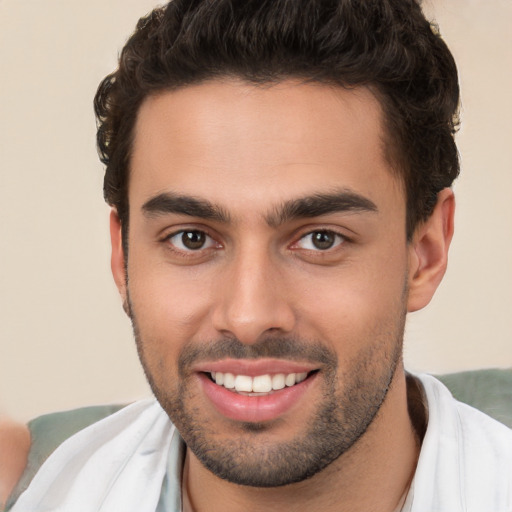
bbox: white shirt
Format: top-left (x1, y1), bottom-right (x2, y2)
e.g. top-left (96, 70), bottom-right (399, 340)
top-left (10, 374), bottom-right (512, 512)
top-left (403, 374), bottom-right (512, 512)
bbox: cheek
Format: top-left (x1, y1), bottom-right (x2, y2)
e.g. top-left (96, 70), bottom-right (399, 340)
top-left (292, 252), bottom-right (408, 351)
top-left (129, 252), bottom-right (213, 324)
top-left (126, 259), bottom-right (218, 374)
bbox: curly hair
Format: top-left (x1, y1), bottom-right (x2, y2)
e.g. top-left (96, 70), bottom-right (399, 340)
top-left (95, 0), bottom-right (460, 240)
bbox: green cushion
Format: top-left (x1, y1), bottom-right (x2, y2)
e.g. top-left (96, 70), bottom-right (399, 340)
top-left (436, 368), bottom-right (512, 428)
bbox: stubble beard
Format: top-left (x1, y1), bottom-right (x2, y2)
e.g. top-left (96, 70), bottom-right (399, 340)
top-left (128, 298), bottom-right (406, 488)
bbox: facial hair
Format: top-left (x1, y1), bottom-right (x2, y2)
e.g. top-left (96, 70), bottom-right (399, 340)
top-left (129, 303), bottom-right (405, 488)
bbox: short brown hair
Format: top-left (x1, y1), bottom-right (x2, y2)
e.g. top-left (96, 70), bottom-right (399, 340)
top-left (95, 0), bottom-right (460, 240)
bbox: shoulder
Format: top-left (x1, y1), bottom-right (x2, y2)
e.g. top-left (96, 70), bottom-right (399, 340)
top-left (0, 418), bottom-right (30, 510)
top-left (436, 368), bottom-right (512, 428)
top-left (5, 400), bottom-right (178, 512)
top-left (451, 393), bottom-right (512, 477)
top-left (418, 372), bottom-right (512, 450)
top-left (3, 404), bottom-right (125, 511)
top-left (412, 373), bottom-right (512, 511)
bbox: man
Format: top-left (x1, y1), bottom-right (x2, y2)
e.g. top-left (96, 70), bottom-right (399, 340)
top-left (4, 0), bottom-right (512, 511)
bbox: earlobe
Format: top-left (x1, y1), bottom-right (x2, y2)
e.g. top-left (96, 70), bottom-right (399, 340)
top-left (109, 209), bottom-right (128, 310)
top-left (407, 188), bottom-right (455, 312)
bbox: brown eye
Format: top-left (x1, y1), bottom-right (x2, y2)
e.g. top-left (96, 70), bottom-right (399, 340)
top-left (182, 231), bottom-right (206, 249)
top-left (167, 230), bottom-right (216, 251)
top-left (312, 231), bottom-right (336, 249)
top-left (297, 230), bottom-right (344, 251)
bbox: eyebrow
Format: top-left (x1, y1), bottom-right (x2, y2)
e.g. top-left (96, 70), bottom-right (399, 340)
top-left (141, 189), bottom-right (377, 226)
top-left (142, 192), bottom-right (231, 223)
top-left (266, 190), bottom-right (378, 227)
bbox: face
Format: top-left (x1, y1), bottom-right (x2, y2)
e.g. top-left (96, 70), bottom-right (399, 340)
top-left (116, 80), bottom-right (413, 486)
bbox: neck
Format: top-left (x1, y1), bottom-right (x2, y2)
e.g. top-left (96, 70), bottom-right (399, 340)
top-left (184, 365), bottom-right (420, 512)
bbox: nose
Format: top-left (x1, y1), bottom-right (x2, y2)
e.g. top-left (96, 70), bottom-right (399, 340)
top-left (211, 247), bottom-right (296, 344)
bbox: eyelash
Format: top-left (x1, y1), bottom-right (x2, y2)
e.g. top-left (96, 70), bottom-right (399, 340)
top-left (163, 229), bottom-right (220, 254)
top-left (293, 230), bottom-right (347, 252)
top-left (162, 228), bottom-right (349, 256)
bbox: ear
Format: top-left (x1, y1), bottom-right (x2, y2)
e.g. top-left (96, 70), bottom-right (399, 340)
top-left (407, 188), bottom-right (455, 312)
top-left (109, 209), bottom-right (128, 312)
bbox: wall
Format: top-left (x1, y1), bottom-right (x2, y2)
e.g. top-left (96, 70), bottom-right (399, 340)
top-left (0, 0), bottom-right (510, 420)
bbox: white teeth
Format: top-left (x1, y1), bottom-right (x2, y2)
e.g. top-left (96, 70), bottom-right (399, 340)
top-left (223, 372), bottom-right (235, 389)
top-left (210, 371), bottom-right (309, 393)
top-left (234, 375), bottom-right (253, 392)
top-left (296, 372), bottom-right (307, 383)
top-left (252, 375), bottom-right (272, 393)
top-left (272, 373), bottom-right (286, 390)
top-left (285, 373), bottom-right (296, 387)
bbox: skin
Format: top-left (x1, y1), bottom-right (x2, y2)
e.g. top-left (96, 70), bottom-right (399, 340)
top-left (110, 80), bottom-right (454, 512)
top-left (0, 418), bottom-right (30, 508)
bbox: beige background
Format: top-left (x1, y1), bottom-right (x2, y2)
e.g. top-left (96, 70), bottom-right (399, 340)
top-left (1, 0), bottom-right (511, 421)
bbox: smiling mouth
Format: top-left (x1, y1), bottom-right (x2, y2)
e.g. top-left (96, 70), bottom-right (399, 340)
top-left (206, 371), bottom-right (317, 395)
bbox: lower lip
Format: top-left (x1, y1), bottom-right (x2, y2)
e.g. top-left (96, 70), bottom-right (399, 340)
top-left (199, 372), bottom-right (317, 423)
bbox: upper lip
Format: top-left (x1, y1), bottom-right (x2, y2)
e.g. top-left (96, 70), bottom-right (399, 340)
top-left (193, 358), bottom-right (319, 376)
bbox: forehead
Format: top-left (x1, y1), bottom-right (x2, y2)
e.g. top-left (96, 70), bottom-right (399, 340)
top-left (130, 80), bottom-right (403, 217)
